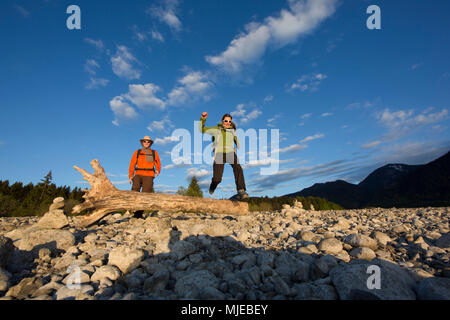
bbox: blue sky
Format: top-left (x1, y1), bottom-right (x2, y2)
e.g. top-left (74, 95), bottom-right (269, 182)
top-left (1, 0), bottom-right (449, 199)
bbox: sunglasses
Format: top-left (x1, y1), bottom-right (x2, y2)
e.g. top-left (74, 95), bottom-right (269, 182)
top-left (143, 140), bottom-right (151, 143)
top-left (223, 120), bottom-right (231, 123)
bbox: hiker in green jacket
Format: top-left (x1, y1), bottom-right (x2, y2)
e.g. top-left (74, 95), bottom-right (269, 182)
top-left (199, 112), bottom-right (249, 200)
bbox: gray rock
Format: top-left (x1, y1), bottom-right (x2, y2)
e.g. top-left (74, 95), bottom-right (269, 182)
top-left (318, 238), bottom-right (343, 254)
top-left (371, 231), bottom-right (392, 246)
top-left (175, 270), bottom-right (219, 297)
top-left (171, 240), bottom-right (196, 260)
top-left (330, 259), bottom-right (416, 300)
top-left (0, 236), bottom-right (14, 268)
top-left (0, 267), bottom-right (11, 292)
top-left (5, 277), bottom-right (43, 299)
top-left (275, 252), bottom-right (310, 283)
top-left (416, 277), bottom-right (450, 300)
top-left (108, 246), bottom-right (144, 274)
top-left (271, 275), bottom-right (291, 296)
top-left (344, 233), bottom-right (378, 250)
top-left (32, 281), bottom-right (63, 297)
top-left (36, 209), bottom-right (69, 229)
top-left (62, 269), bottom-right (91, 285)
top-left (313, 255), bottom-right (338, 279)
top-left (91, 265), bottom-right (122, 283)
top-left (55, 284), bottom-right (94, 300)
top-left (349, 247), bottom-right (376, 260)
top-left (294, 283), bottom-right (338, 300)
top-left (144, 270), bottom-right (170, 294)
top-left (53, 197), bottom-right (65, 204)
top-left (49, 201), bottom-right (65, 211)
top-left (435, 232), bottom-right (450, 249)
top-left (13, 228), bottom-right (75, 254)
top-left (199, 286), bottom-right (226, 300)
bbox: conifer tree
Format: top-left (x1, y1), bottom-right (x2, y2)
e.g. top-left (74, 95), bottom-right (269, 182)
top-left (185, 176), bottom-right (203, 198)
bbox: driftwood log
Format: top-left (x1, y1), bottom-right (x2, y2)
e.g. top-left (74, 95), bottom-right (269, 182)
top-left (72, 159), bottom-right (249, 228)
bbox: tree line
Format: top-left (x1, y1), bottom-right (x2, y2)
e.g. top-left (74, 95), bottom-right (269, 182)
top-left (0, 171), bottom-right (84, 217)
top-left (176, 177), bottom-right (343, 211)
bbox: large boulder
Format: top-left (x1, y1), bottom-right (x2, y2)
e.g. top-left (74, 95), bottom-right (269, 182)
top-left (35, 209), bottom-right (69, 229)
top-left (108, 246), bottom-right (144, 274)
top-left (91, 265), bottom-right (122, 283)
top-left (11, 228), bottom-right (75, 254)
top-left (329, 259), bottom-right (416, 300)
top-left (343, 234), bottom-right (378, 250)
top-left (318, 238), bottom-right (343, 254)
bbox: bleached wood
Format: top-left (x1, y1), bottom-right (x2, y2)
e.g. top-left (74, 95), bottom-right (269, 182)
top-left (72, 159), bottom-right (249, 228)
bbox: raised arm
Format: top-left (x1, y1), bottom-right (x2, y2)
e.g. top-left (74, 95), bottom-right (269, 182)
top-left (199, 112), bottom-right (218, 135)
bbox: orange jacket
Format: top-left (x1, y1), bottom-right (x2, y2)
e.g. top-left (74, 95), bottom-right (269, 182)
top-left (129, 149), bottom-right (161, 179)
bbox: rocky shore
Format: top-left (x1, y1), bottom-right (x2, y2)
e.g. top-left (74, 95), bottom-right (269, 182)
top-left (0, 198), bottom-right (449, 300)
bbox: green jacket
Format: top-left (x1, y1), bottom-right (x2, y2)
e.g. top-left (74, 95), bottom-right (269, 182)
top-left (199, 117), bottom-right (240, 154)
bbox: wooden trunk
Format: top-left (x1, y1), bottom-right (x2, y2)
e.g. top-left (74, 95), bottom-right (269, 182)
top-left (72, 159), bottom-right (249, 228)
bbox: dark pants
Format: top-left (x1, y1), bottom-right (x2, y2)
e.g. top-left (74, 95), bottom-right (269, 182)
top-left (131, 175), bottom-right (154, 218)
top-left (210, 152), bottom-right (246, 193)
top-left (131, 175), bottom-right (154, 193)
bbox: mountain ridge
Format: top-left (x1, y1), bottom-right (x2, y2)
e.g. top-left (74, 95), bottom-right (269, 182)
top-left (284, 151), bottom-right (450, 209)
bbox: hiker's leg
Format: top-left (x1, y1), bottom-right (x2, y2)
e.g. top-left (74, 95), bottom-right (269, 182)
top-left (141, 176), bottom-right (154, 193)
top-left (131, 175), bottom-right (142, 192)
top-left (210, 154), bottom-right (225, 193)
top-left (231, 153), bottom-right (246, 191)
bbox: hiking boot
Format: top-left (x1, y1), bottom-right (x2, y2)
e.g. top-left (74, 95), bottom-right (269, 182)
top-left (209, 187), bottom-right (214, 195)
top-left (238, 189), bottom-right (249, 200)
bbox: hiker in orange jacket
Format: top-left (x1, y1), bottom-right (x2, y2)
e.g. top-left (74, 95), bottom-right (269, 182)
top-left (129, 136), bottom-right (161, 193)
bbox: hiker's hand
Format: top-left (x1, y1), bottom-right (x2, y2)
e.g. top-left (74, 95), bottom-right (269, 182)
top-left (201, 112), bottom-right (208, 119)
top-left (156, 170), bottom-right (159, 176)
top-left (129, 177), bottom-right (133, 184)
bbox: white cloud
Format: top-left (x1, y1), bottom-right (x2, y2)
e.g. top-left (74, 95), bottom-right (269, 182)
top-left (289, 73), bottom-right (327, 92)
top-left (84, 38), bottom-right (104, 51)
top-left (361, 140), bottom-right (382, 149)
top-left (186, 167), bottom-right (211, 180)
top-left (154, 135), bottom-right (181, 145)
top-left (274, 144), bottom-right (307, 153)
top-left (84, 59), bottom-right (109, 89)
top-left (167, 70), bottom-right (213, 106)
top-left (410, 63), bottom-right (422, 71)
top-left (14, 4), bottom-right (30, 17)
top-left (320, 112), bottom-right (333, 117)
top-left (111, 45), bottom-right (141, 80)
top-left (230, 104), bottom-right (262, 124)
top-left (148, 0), bottom-right (182, 32)
top-left (124, 83), bottom-right (166, 110)
top-left (86, 77), bottom-right (109, 90)
top-left (147, 116), bottom-right (174, 132)
top-left (151, 30), bottom-right (165, 42)
top-left (243, 158), bottom-right (296, 168)
top-left (301, 113), bottom-right (312, 119)
top-left (300, 133), bottom-right (324, 143)
top-left (264, 95), bottom-right (274, 103)
top-left (84, 59), bottom-right (100, 75)
top-left (376, 108), bottom-right (448, 139)
top-left (109, 96), bottom-right (139, 126)
top-left (267, 114), bottom-right (282, 127)
top-left (205, 0), bottom-right (337, 73)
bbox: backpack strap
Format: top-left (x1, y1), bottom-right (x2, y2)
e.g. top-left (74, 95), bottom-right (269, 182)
top-left (134, 149), bottom-right (155, 172)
